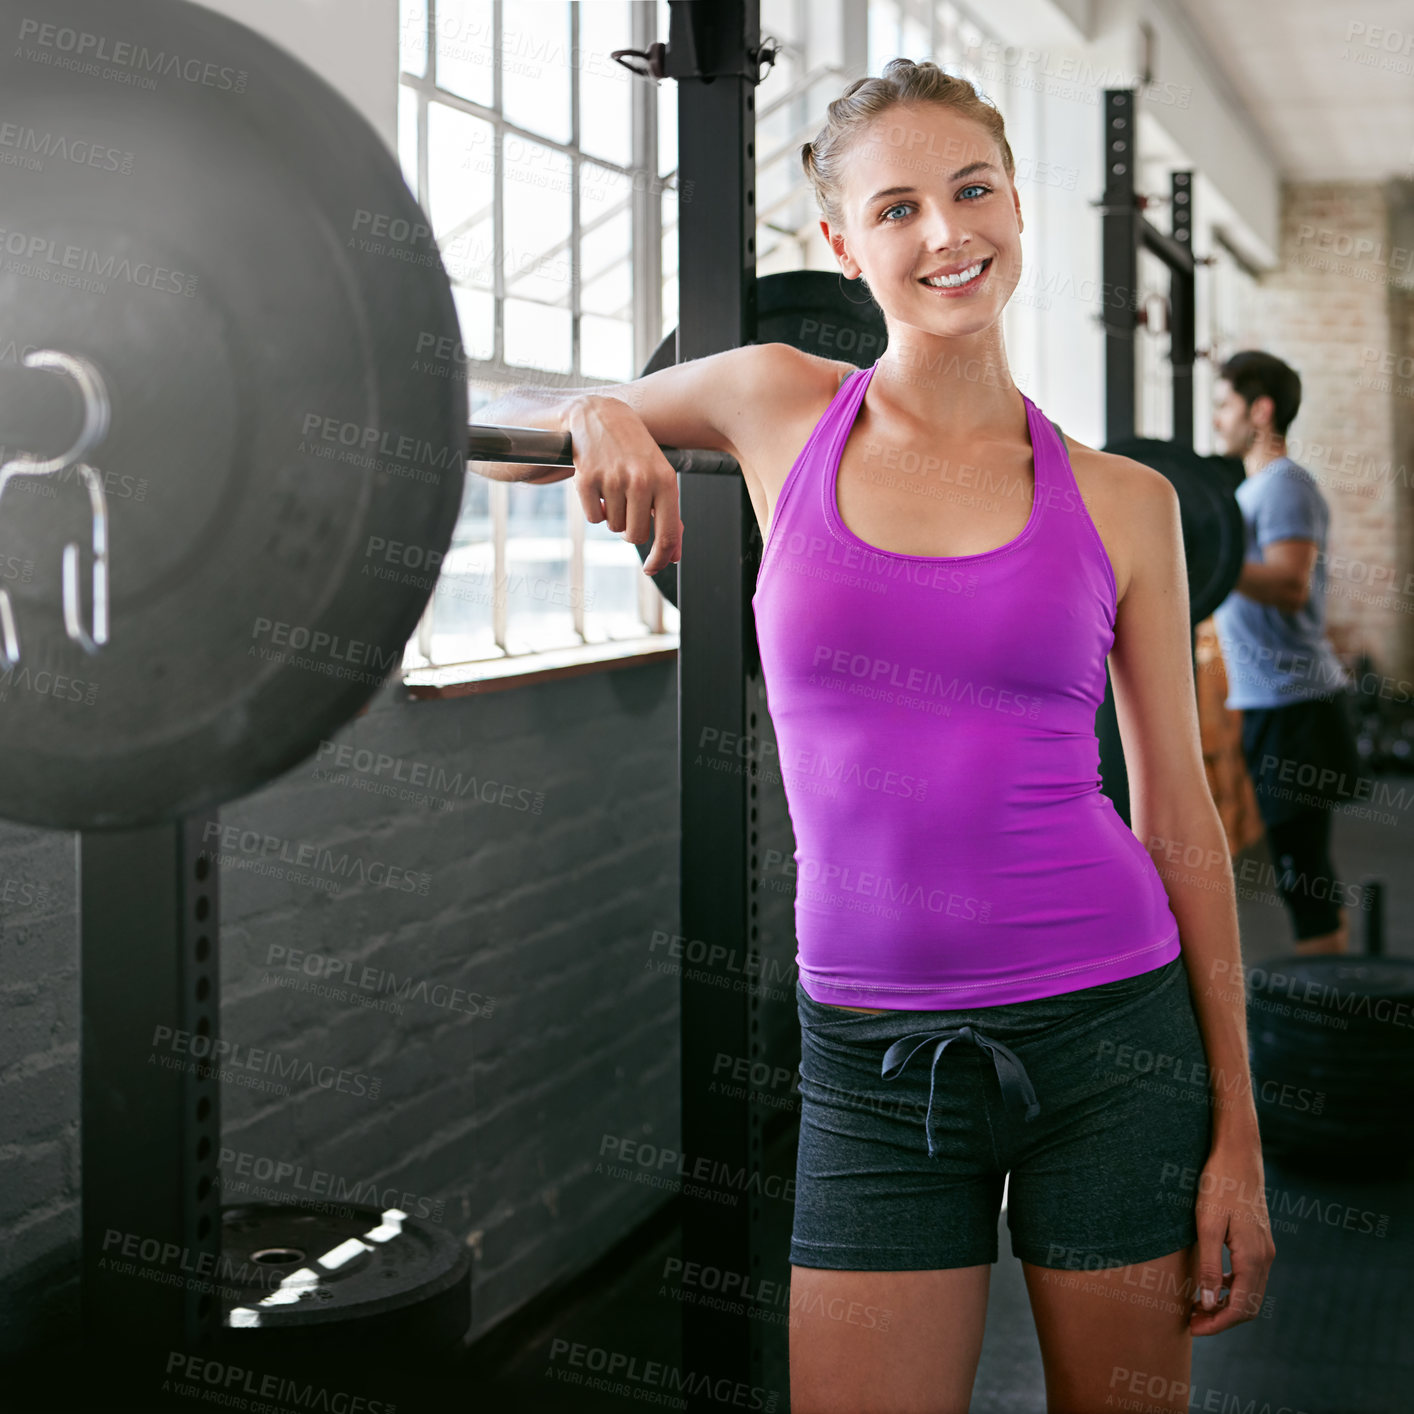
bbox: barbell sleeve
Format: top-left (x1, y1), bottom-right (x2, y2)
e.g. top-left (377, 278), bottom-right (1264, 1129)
top-left (467, 423), bottom-right (740, 476)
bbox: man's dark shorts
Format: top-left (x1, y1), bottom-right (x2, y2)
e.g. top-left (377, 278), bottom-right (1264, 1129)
top-left (1240, 692), bottom-right (1363, 828)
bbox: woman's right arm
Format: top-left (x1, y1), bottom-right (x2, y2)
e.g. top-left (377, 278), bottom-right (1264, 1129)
top-left (467, 343), bottom-right (830, 576)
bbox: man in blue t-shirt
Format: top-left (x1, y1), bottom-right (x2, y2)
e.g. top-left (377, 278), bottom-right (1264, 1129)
top-left (1211, 351), bottom-right (1361, 955)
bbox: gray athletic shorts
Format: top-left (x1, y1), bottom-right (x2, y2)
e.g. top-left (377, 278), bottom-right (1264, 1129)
top-left (791, 955), bottom-right (1212, 1271)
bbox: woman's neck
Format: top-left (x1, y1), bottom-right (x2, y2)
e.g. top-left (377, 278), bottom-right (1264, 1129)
top-left (871, 334), bottom-right (1023, 440)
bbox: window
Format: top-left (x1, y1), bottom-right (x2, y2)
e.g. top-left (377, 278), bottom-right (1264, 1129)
top-left (398, 0), bottom-right (680, 682)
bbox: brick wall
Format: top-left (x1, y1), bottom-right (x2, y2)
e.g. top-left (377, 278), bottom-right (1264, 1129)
top-left (1218, 179), bottom-right (1411, 681)
top-left (0, 820), bottom-right (75, 1353)
top-left (1390, 179), bottom-right (1414, 686)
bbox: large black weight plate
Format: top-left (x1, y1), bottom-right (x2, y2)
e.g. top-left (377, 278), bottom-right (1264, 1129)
top-left (0, 0), bottom-right (465, 829)
top-left (1101, 437), bottom-right (1245, 625)
top-left (634, 270), bottom-right (888, 606)
top-left (219, 1203), bottom-right (470, 1350)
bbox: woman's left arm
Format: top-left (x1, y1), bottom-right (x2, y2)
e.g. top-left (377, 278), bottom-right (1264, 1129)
top-left (1100, 454), bottom-right (1277, 1336)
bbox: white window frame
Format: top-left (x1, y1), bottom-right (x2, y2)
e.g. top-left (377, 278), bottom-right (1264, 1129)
top-left (399, 1), bottom-right (677, 691)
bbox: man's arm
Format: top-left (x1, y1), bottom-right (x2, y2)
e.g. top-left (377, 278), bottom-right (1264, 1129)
top-left (1234, 538), bottom-right (1317, 613)
top-left (1235, 469), bottom-right (1325, 612)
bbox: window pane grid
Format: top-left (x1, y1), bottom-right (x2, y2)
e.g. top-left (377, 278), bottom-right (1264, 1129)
top-left (401, 1), bottom-right (671, 674)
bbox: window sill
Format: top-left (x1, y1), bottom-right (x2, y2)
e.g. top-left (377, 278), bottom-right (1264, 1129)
top-left (399, 634), bottom-right (680, 700)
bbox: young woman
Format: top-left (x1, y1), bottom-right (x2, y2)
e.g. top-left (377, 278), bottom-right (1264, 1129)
top-left (474, 58), bottom-right (1275, 1414)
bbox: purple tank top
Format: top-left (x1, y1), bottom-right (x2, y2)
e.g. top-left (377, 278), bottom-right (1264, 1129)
top-left (752, 361), bottom-right (1181, 1010)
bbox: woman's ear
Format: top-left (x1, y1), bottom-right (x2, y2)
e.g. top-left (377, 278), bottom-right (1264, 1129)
top-left (827, 225), bottom-right (860, 281)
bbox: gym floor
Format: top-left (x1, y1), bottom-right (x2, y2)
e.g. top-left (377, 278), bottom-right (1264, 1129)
top-left (3, 779), bottom-right (1408, 1414)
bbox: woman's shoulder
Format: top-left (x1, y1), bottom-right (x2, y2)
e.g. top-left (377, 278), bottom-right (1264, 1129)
top-left (1058, 433), bottom-right (1176, 510)
top-left (1052, 434), bottom-right (1179, 608)
top-left (749, 342), bottom-right (856, 395)
top-left (707, 346), bottom-right (860, 511)
top-left (730, 345), bottom-right (857, 453)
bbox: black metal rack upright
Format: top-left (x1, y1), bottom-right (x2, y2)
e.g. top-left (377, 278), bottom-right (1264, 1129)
top-left (664, 4), bottom-right (775, 1408)
top-left (81, 817), bottom-right (223, 1354)
top-left (1100, 88), bottom-right (1196, 447)
top-left (1096, 89), bottom-right (1201, 824)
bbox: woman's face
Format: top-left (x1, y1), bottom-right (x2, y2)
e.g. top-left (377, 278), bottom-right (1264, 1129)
top-left (826, 103), bottom-right (1023, 341)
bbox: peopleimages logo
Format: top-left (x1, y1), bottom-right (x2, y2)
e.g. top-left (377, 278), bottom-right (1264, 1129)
top-left (15, 19), bottom-right (250, 92)
top-left (0, 121), bottom-right (134, 174)
top-left (0, 226), bottom-right (197, 297)
top-left (164, 1353), bottom-right (395, 1414)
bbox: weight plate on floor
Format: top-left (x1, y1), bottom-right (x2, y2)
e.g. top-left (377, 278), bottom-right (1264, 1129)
top-left (220, 1203), bottom-right (470, 1349)
top-left (0, 0), bottom-right (465, 830)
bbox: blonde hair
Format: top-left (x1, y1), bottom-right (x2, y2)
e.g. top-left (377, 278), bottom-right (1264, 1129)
top-left (800, 58), bottom-right (1015, 231)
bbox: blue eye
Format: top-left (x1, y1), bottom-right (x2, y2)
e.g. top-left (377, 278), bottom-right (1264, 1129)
top-left (880, 186), bottom-right (991, 221)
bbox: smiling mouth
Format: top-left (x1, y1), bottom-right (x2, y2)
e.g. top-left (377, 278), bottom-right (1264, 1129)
top-left (920, 258), bottom-right (992, 291)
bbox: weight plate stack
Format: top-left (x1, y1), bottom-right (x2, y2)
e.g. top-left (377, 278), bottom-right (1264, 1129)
top-left (217, 1203), bottom-right (471, 1357)
top-left (1099, 437), bottom-right (1246, 625)
top-left (1247, 955), bottom-right (1414, 1173)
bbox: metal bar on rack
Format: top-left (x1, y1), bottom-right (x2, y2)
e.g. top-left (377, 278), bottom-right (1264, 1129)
top-left (1140, 214), bottom-right (1196, 278)
top-left (466, 422), bottom-right (740, 475)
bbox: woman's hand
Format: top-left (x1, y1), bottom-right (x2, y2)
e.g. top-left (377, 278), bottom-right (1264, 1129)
top-left (1188, 1133), bottom-right (1276, 1335)
top-left (565, 393), bottom-right (684, 575)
